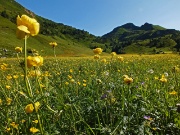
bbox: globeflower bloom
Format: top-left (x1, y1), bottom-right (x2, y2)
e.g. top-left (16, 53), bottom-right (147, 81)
top-left (15, 47), bottom-right (23, 53)
top-left (94, 54), bottom-right (100, 59)
top-left (49, 42), bottom-right (58, 47)
top-left (169, 90), bottom-right (177, 95)
top-left (101, 58), bottom-right (107, 63)
top-left (30, 127), bottom-right (39, 134)
top-left (34, 101), bottom-right (40, 112)
top-left (25, 103), bottom-right (34, 114)
top-left (123, 75), bottom-right (133, 84)
top-left (111, 52), bottom-right (116, 57)
top-left (6, 98), bottom-right (12, 105)
top-left (16, 14), bottom-right (40, 39)
top-left (27, 56), bottom-right (43, 68)
top-left (159, 75), bottom-right (167, 83)
top-left (117, 56), bottom-right (124, 61)
top-left (93, 48), bottom-right (103, 54)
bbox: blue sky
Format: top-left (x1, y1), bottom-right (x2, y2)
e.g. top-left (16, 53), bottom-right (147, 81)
top-left (15, 0), bottom-right (180, 36)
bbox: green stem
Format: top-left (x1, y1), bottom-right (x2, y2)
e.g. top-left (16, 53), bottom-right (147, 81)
top-left (53, 47), bottom-right (61, 72)
top-left (24, 35), bottom-right (27, 79)
top-left (37, 113), bottom-right (44, 134)
top-left (24, 35), bottom-right (32, 97)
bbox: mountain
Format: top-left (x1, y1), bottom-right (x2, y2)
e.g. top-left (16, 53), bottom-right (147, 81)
top-left (1, 0), bottom-right (180, 56)
top-left (101, 23), bottom-right (180, 54)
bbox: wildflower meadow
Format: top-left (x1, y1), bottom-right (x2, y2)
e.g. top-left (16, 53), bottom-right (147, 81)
top-left (0, 14), bottom-right (180, 135)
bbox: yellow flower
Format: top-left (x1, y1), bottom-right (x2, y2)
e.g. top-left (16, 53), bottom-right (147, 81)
top-left (27, 56), bottom-right (43, 68)
top-left (25, 103), bottom-right (34, 114)
top-left (111, 52), bottom-right (116, 56)
top-left (15, 47), bottom-right (23, 53)
top-left (117, 56), bottom-right (124, 61)
top-left (29, 70), bottom-right (41, 77)
top-left (16, 15), bottom-right (40, 39)
top-left (65, 82), bottom-right (69, 85)
top-left (6, 127), bottom-right (11, 132)
top-left (169, 90), bottom-right (177, 95)
top-left (0, 99), bottom-right (2, 105)
top-left (70, 79), bottom-right (75, 83)
top-left (77, 81), bottom-right (81, 85)
top-left (159, 78), bottom-right (167, 83)
top-left (154, 76), bottom-right (159, 80)
top-left (69, 69), bottom-right (73, 73)
top-left (1, 64), bottom-right (7, 70)
top-left (83, 79), bottom-right (87, 83)
top-left (6, 85), bottom-right (11, 89)
top-left (49, 42), bottom-right (58, 47)
top-left (123, 75), bottom-right (133, 84)
top-left (21, 119), bottom-right (26, 123)
top-left (10, 122), bottom-right (18, 129)
top-left (13, 75), bottom-right (19, 79)
top-left (159, 75), bottom-right (167, 83)
top-left (68, 75), bottom-right (72, 79)
top-left (94, 55), bottom-right (100, 59)
top-left (101, 58), bottom-right (107, 63)
top-left (6, 75), bottom-right (12, 80)
top-left (30, 127), bottom-right (39, 134)
top-left (32, 120), bottom-right (38, 124)
top-left (93, 48), bottom-right (103, 54)
top-left (83, 83), bottom-right (87, 87)
top-left (6, 98), bottom-right (12, 105)
top-left (123, 75), bottom-right (129, 78)
top-left (34, 102), bottom-right (40, 112)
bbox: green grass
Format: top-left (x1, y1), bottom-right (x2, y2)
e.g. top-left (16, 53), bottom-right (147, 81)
top-left (0, 54), bottom-right (180, 134)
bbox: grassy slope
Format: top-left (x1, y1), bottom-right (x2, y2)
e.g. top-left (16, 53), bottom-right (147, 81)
top-left (0, 16), bottom-right (95, 57)
top-left (0, 0), bottom-right (101, 57)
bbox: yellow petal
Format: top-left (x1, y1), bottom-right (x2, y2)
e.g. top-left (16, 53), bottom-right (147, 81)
top-left (29, 22), bottom-right (40, 36)
top-left (17, 25), bottom-right (30, 34)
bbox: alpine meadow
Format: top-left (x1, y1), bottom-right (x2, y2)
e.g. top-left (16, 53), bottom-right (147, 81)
top-left (1, 0), bottom-right (180, 135)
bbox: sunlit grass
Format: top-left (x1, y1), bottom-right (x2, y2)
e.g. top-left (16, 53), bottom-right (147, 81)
top-left (0, 54), bottom-right (180, 134)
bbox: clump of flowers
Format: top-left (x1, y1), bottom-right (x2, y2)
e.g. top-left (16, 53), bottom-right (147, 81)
top-left (94, 54), bottom-right (100, 60)
top-left (117, 56), bottom-right (124, 62)
top-left (6, 98), bottom-right (12, 105)
top-left (28, 70), bottom-right (41, 77)
top-left (25, 102), bottom-right (40, 114)
top-left (0, 63), bottom-right (8, 71)
top-left (10, 122), bottom-right (19, 129)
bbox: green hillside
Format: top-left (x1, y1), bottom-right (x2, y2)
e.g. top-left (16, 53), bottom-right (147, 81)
top-left (0, 0), bottom-right (105, 57)
top-left (1, 0), bottom-right (180, 56)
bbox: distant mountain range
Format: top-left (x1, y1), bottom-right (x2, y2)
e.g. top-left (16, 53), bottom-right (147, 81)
top-left (1, 0), bottom-right (180, 56)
